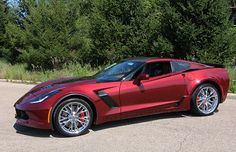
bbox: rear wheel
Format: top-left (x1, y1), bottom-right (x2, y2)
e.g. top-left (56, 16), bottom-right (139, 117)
top-left (191, 83), bottom-right (220, 116)
top-left (54, 98), bottom-right (93, 137)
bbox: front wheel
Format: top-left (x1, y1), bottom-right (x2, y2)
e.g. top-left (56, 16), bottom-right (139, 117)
top-left (191, 83), bottom-right (220, 116)
top-left (54, 98), bottom-right (93, 137)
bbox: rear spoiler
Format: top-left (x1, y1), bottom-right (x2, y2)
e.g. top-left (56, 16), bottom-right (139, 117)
top-left (202, 63), bottom-right (225, 68)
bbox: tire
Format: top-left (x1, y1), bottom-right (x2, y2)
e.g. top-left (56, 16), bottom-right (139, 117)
top-left (53, 98), bottom-right (93, 137)
top-left (191, 83), bottom-right (220, 116)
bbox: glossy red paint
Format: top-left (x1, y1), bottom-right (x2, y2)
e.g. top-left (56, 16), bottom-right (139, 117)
top-left (14, 58), bottom-right (230, 130)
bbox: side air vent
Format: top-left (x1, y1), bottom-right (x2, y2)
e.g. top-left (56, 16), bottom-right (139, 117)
top-left (96, 90), bottom-right (118, 108)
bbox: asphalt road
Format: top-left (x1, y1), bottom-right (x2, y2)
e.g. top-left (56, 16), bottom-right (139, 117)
top-left (0, 81), bottom-right (236, 152)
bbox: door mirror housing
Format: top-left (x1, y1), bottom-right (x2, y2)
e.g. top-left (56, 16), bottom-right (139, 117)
top-left (133, 74), bottom-right (149, 85)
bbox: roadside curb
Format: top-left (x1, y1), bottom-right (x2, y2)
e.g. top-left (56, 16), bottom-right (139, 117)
top-left (0, 79), bottom-right (41, 84)
top-left (228, 93), bottom-right (236, 100)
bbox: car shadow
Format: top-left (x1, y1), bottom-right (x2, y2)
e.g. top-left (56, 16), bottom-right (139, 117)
top-left (91, 111), bottom-right (192, 131)
top-left (13, 111), bottom-right (199, 138)
top-left (13, 123), bottom-right (61, 138)
top-left (13, 123), bottom-right (90, 138)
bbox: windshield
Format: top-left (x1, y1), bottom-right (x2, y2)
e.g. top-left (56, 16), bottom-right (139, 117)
top-left (95, 61), bottom-right (144, 82)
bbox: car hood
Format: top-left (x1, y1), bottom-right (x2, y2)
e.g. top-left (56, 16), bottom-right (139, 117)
top-left (15, 77), bottom-right (96, 105)
top-left (32, 77), bottom-right (96, 95)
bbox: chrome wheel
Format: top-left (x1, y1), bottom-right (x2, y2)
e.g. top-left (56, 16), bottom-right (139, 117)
top-left (58, 102), bottom-right (90, 135)
top-left (196, 86), bottom-right (219, 115)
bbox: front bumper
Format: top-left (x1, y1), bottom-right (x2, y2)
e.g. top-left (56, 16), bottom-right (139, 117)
top-left (15, 103), bottom-right (51, 129)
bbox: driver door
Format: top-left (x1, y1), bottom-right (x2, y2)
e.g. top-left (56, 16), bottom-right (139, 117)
top-left (119, 61), bottom-right (187, 119)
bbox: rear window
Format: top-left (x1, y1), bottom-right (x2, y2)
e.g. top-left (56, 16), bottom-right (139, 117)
top-left (171, 61), bottom-right (190, 72)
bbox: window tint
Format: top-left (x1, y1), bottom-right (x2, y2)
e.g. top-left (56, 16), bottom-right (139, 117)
top-left (144, 62), bottom-right (171, 77)
top-left (171, 61), bottom-right (190, 72)
top-left (95, 61), bottom-right (144, 82)
top-left (132, 66), bottom-right (144, 79)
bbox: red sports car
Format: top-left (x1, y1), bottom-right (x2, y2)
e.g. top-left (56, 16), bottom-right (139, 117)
top-left (14, 58), bottom-right (230, 136)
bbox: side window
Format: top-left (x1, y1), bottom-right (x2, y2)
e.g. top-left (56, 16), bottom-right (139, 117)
top-left (132, 66), bottom-right (144, 79)
top-left (171, 61), bottom-right (190, 72)
top-left (144, 62), bottom-right (172, 77)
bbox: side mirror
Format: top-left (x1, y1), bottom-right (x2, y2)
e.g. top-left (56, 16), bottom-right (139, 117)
top-left (133, 74), bottom-right (149, 85)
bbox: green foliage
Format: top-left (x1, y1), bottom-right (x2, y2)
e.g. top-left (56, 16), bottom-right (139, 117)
top-left (0, 1), bottom-right (6, 46)
top-left (0, 0), bottom-right (8, 57)
top-left (5, 0), bottom-right (92, 69)
top-left (228, 67), bottom-right (236, 93)
top-left (0, 59), bottom-right (98, 82)
top-left (87, 0), bottom-right (173, 65)
top-left (1, 0), bottom-right (236, 70)
top-left (163, 0), bottom-right (236, 64)
top-left (0, 0), bottom-right (235, 94)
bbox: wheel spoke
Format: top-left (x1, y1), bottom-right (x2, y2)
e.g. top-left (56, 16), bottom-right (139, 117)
top-left (198, 101), bottom-right (204, 108)
top-left (60, 119), bottom-right (71, 127)
top-left (65, 106), bottom-right (72, 114)
top-left (209, 89), bottom-right (214, 96)
top-left (69, 104), bottom-right (73, 113)
top-left (208, 99), bottom-right (214, 103)
top-left (62, 108), bottom-right (70, 114)
top-left (76, 118), bottom-right (89, 126)
top-left (69, 122), bottom-right (73, 131)
top-left (76, 107), bottom-right (84, 115)
top-left (74, 122), bottom-right (79, 131)
top-left (200, 89), bottom-right (205, 96)
top-left (78, 110), bottom-right (87, 115)
top-left (209, 95), bottom-right (217, 99)
top-left (196, 86), bottom-right (219, 114)
top-left (197, 97), bottom-right (204, 102)
top-left (58, 101), bottom-right (90, 135)
top-left (74, 105), bottom-right (81, 113)
top-left (204, 88), bottom-right (208, 96)
top-left (76, 119), bottom-right (84, 126)
top-left (80, 116), bottom-right (89, 120)
top-left (205, 103), bottom-right (209, 112)
top-left (207, 102), bottom-right (212, 109)
top-left (60, 117), bottom-right (68, 122)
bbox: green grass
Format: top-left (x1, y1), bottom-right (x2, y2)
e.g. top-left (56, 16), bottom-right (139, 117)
top-left (0, 60), bottom-right (235, 93)
top-left (0, 60), bottom-right (100, 83)
top-left (228, 67), bottom-right (236, 93)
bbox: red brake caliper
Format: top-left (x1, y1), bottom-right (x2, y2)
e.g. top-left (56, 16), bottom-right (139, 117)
top-left (196, 96), bottom-right (200, 105)
top-left (80, 111), bottom-right (85, 125)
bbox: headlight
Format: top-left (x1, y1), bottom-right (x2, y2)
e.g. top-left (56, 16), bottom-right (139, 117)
top-left (30, 89), bottom-right (61, 104)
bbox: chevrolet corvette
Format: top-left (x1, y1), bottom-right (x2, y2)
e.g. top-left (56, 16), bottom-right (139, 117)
top-left (14, 58), bottom-right (230, 136)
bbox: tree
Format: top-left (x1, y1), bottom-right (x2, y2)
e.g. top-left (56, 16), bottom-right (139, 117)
top-left (5, 0), bottom-right (91, 70)
top-left (87, 0), bottom-right (173, 65)
top-left (0, 0), bottom-right (8, 58)
top-left (162, 0), bottom-right (236, 64)
top-left (2, 0), bottom-right (236, 69)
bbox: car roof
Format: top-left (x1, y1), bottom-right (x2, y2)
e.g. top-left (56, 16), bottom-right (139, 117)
top-left (124, 57), bottom-right (207, 69)
top-left (123, 57), bottom-right (158, 62)
top-left (124, 57), bottom-right (190, 63)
